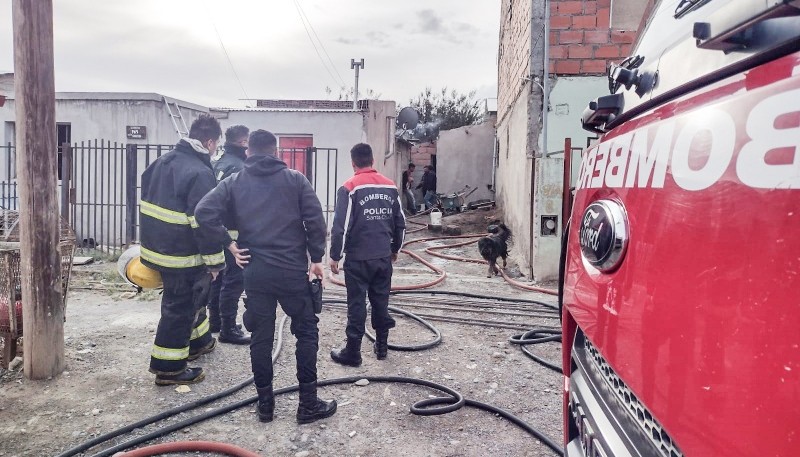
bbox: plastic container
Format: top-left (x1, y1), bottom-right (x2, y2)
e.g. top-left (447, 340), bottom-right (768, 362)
top-left (429, 208), bottom-right (442, 226)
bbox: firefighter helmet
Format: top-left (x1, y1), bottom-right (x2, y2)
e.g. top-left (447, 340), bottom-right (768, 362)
top-left (117, 245), bottom-right (163, 289)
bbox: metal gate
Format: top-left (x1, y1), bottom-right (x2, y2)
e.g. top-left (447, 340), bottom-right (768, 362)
top-left (0, 144), bottom-right (17, 212)
top-left (279, 146), bottom-right (340, 227)
top-left (1, 142), bottom-right (342, 254)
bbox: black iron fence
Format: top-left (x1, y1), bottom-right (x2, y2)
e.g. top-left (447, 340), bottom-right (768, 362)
top-left (0, 142), bottom-right (341, 254)
top-left (0, 144), bottom-right (18, 211)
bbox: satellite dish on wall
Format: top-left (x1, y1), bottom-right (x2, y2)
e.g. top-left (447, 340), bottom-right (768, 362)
top-left (397, 107), bottom-right (420, 130)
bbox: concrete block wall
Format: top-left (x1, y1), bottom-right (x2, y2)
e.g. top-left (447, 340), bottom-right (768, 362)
top-left (549, 0), bottom-right (637, 76)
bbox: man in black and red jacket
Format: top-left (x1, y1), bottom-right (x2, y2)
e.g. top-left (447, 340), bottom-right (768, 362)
top-left (329, 143), bottom-right (406, 366)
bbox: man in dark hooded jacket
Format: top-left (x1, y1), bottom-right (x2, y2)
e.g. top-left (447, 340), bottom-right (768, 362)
top-left (206, 125), bottom-right (251, 345)
top-left (195, 130), bottom-right (337, 425)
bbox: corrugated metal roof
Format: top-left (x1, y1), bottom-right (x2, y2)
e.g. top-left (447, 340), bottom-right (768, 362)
top-left (214, 107), bottom-right (362, 113)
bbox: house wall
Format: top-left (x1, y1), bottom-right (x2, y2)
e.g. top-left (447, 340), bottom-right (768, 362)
top-left (497, 0), bottom-right (532, 124)
top-left (495, 0), bottom-right (646, 280)
top-left (437, 117), bottom-right (496, 203)
top-left (548, 75), bottom-right (606, 191)
top-left (496, 90), bottom-right (533, 276)
top-left (532, 157), bottom-right (565, 279)
top-left (0, 93), bottom-right (207, 247)
top-left (0, 93), bottom-right (207, 146)
top-left (219, 109), bottom-right (364, 224)
top-left (361, 100), bottom-right (401, 186)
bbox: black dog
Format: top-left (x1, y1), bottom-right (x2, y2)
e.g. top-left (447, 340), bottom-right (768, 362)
top-left (477, 220), bottom-right (512, 278)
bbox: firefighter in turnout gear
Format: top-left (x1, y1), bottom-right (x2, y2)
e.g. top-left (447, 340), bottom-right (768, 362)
top-left (329, 143), bottom-right (406, 367)
top-left (195, 130), bottom-right (337, 424)
top-left (140, 114), bottom-right (226, 385)
top-left (206, 124), bottom-right (251, 345)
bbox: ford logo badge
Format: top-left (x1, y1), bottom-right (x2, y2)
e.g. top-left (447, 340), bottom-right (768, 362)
top-left (579, 200), bottom-right (628, 272)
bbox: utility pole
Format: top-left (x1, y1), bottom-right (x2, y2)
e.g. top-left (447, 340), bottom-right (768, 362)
top-left (13, 0), bottom-right (64, 379)
top-left (350, 58), bottom-right (364, 110)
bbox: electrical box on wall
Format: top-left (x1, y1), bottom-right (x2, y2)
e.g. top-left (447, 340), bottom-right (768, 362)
top-left (541, 215), bottom-right (558, 236)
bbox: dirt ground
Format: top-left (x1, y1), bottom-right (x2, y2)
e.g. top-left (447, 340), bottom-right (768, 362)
top-left (0, 209), bottom-right (563, 457)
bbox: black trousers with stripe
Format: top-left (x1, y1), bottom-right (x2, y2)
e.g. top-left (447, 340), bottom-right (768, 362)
top-left (343, 256), bottom-right (396, 341)
top-left (149, 269), bottom-right (214, 375)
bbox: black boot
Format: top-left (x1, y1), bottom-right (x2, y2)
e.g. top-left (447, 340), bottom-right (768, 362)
top-left (330, 338), bottom-right (362, 367)
top-left (188, 338), bottom-right (217, 361)
top-left (155, 367), bottom-right (205, 386)
top-left (209, 309), bottom-right (221, 334)
top-left (374, 330), bottom-right (389, 360)
top-left (257, 385), bottom-right (274, 423)
top-left (296, 381), bottom-right (337, 424)
top-left (219, 320), bottom-right (251, 345)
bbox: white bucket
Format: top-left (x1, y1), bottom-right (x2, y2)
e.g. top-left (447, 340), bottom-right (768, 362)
top-left (429, 208), bottom-right (442, 226)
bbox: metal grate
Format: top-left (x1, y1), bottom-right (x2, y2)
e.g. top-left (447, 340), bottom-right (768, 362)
top-left (0, 211), bottom-right (76, 337)
top-left (585, 339), bottom-right (685, 457)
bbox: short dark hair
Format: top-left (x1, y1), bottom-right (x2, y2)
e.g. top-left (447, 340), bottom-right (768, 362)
top-left (248, 130), bottom-right (277, 155)
top-left (408, 162), bottom-right (416, 169)
top-left (188, 114), bottom-right (222, 143)
top-left (424, 165), bottom-right (434, 171)
top-left (225, 125), bottom-right (249, 144)
top-left (350, 143), bottom-right (374, 168)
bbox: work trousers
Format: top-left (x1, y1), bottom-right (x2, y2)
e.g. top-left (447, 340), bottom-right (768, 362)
top-left (150, 269), bottom-right (213, 375)
top-left (404, 188), bottom-right (417, 215)
top-left (242, 258), bottom-right (319, 389)
top-left (344, 256), bottom-right (396, 341)
top-left (207, 250), bottom-right (244, 323)
top-left (423, 190), bottom-right (437, 209)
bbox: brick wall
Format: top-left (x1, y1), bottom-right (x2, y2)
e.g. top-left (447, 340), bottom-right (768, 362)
top-left (549, 0), bottom-right (637, 76)
top-left (256, 100), bottom-right (357, 110)
top-left (410, 142), bottom-right (437, 168)
top-left (497, 0), bottom-right (531, 123)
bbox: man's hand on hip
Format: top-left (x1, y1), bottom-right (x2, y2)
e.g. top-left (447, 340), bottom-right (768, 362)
top-left (228, 241), bottom-right (251, 268)
top-left (329, 259), bottom-right (340, 275)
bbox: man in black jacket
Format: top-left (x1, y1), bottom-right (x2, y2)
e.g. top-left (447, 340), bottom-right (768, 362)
top-left (329, 143), bottom-right (405, 366)
top-left (401, 162), bottom-right (417, 215)
top-left (416, 165), bottom-right (437, 209)
top-left (195, 130), bottom-right (337, 425)
top-left (140, 114), bottom-right (226, 385)
top-left (206, 124), bottom-right (250, 345)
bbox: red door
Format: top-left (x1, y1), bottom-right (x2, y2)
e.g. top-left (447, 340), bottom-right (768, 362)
top-left (278, 136), bottom-right (312, 177)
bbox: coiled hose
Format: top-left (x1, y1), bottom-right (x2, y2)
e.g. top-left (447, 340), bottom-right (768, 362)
top-left (89, 375), bottom-right (563, 457)
top-left (61, 292), bottom-right (564, 457)
top-left (54, 316), bottom-right (289, 457)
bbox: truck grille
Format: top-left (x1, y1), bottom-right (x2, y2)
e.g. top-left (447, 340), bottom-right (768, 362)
top-left (584, 339), bottom-right (684, 457)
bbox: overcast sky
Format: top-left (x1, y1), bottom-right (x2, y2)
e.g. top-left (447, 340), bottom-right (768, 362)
top-left (0, 1), bottom-right (500, 108)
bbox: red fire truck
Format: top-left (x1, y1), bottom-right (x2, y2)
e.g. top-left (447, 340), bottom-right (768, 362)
top-left (562, 1), bottom-right (800, 456)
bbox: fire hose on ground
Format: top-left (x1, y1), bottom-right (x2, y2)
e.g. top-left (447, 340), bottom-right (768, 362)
top-left (58, 291), bottom-right (564, 457)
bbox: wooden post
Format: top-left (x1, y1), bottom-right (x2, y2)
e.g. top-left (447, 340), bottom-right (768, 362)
top-left (13, 0), bottom-right (64, 379)
top-left (562, 137), bottom-right (573, 235)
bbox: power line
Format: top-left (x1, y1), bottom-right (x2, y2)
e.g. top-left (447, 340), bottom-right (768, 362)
top-left (203, 1), bottom-right (250, 101)
top-left (293, 0), bottom-right (346, 88)
top-left (291, 0), bottom-right (344, 90)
